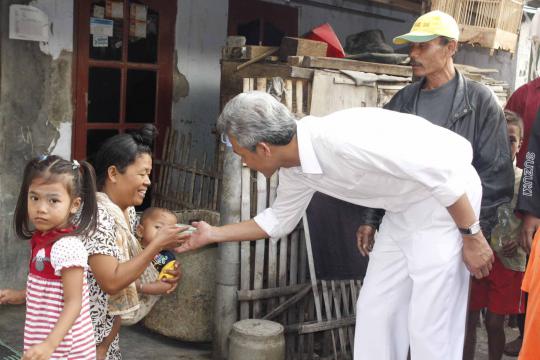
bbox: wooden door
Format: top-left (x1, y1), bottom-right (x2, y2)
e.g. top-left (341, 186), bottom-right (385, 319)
top-left (74, 0), bottom-right (176, 160)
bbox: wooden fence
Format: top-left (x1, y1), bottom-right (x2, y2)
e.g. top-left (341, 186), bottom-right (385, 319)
top-left (152, 128), bottom-right (223, 211)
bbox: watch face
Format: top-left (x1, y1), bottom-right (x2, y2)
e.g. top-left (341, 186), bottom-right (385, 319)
top-left (471, 223), bottom-right (481, 234)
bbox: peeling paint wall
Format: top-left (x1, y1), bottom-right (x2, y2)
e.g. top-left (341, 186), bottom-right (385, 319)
top-left (0, 0), bottom-right (73, 287)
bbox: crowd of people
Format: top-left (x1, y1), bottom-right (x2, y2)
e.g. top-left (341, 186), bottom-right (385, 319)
top-left (0, 9), bottom-right (540, 360)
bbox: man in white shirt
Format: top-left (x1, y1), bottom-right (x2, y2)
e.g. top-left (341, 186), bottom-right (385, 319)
top-left (176, 91), bottom-right (494, 360)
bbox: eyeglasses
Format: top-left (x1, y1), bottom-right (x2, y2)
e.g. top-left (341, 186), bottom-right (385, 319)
top-left (220, 133), bottom-right (232, 147)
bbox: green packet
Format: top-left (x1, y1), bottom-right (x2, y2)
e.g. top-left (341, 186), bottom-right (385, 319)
top-left (176, 224), bottom-right (197, 234)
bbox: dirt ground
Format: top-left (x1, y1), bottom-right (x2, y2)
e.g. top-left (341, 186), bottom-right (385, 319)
top-left (0, 304), bottom-right (521, 359)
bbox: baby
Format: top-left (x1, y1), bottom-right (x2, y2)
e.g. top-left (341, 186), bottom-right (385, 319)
top-left (137, 207), bottom-right (180, 281)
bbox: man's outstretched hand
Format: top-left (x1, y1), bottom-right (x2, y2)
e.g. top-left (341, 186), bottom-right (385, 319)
top-left (175, 221), bottom-right (214, 253)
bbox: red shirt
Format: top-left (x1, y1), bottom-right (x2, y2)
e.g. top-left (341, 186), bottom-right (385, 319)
top-left (29, 227), bottom-right (74, 279)
top-left (505, 78), bottom-right (540, 168)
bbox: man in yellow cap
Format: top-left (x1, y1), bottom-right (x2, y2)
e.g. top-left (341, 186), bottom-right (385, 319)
top-left (354, 9), bottom-right (514, 360)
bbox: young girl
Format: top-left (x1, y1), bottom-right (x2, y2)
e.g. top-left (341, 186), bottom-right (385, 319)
top-left (14, 155), bottom-right (98, 360)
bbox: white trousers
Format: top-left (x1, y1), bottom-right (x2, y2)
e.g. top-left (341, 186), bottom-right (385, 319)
top-left (354, 169), bottom-right (482, 360)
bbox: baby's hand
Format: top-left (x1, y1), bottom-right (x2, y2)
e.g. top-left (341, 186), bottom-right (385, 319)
top-left (161, 261), bottom-right (182, 294)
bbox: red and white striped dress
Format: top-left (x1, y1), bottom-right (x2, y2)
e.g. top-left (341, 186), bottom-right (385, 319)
top-left (24, 229), bottom-right (96, 359)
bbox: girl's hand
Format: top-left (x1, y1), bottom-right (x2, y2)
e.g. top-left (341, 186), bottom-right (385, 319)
top-left (0, 288), bottom-right (26, 304)
top-left (160, 262), bottom-right (182, 294)
top-left (22, 341), bottom-right (54, 360)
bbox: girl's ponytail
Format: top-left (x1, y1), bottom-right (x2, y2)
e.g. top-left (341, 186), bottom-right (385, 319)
top-left (72, 160), bottom-right (98, 238)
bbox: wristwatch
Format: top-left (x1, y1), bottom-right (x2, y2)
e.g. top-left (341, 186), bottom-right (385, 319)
top-left (458, 221), bottom-right (481, 236)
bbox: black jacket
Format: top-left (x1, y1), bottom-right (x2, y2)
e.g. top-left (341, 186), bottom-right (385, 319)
top-left (361, 70), bottom-right (514, 236)
top-left (517, 109), bottom-right (540, 217)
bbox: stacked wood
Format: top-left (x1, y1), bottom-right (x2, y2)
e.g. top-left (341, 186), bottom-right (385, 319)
top-left (278, 37), bottom-right (328, 61)
top-left (287, 56), bottom-right (509, 107)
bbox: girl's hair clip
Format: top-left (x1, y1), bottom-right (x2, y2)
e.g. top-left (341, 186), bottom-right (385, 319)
top-left (37, 154), bottom-right (48, 161)
top-left (72, 159), bottom-right (80, 170)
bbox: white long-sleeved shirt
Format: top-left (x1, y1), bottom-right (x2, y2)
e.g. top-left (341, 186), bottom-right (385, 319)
top-left (253, 107), bottom-right (478, 238)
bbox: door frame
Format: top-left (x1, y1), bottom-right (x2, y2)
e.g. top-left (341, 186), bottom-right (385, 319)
top-left (72, 0), bottom-right (176, 160)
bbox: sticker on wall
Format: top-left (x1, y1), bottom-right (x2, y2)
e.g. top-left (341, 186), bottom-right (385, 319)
top-left (106, 0), bottom-right (124, 19)
top-left (129, 4), bottom-right (147, 39)
top-left (93, 34), bottom-right (108, 47)
top-left (9, 4), bottom-right (49, 42)
top-left (90, 17), bottom-right (113, 37)
top-left (131, 3), bottom-right (147, 21)
top-left (93, 5), bottom-right (105, 19)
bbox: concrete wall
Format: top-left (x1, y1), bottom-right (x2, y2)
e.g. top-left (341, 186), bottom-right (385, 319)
top-left (454, 45), bottom-right (517, 90)
top-left (286, 0), bottom-right (416, 47)
top-left (0, 0), bottom-right (73, 288)
top-left (172, 0), bottom-right (229, 164)
top-left (514, 16), bottom-right (533, 90)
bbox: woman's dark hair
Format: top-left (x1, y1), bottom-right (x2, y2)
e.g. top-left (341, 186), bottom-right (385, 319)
top-left (14, 155), bottom-right (98, 240)
top-left (93, 124), bottom-right (157, 190)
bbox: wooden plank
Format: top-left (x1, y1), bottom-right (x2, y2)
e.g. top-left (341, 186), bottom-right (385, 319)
top-left (222, 45), bottom-right (278, 60)
top-left (303, 215), bottom-right (323, 321)
top-left (154, 127), bottom-right (170, 207)
top-left (236, 47), bottom-right (279, 71)
top-left (180, 134), bottom-right (192, 204)
top-left (290, 229), bottom-right (300, 286)
top-left (285, 317), bottom-right (357, 334)
top-left (321, 280), bottom-right (338, 359)
top-left (230, 61), bottom-right (314, 80)
top-left (309, 70), bottom-right (378, 117)
top-left (188, 158), bottom-right (197, 207)
top-left (299, 227), bottom-right (308, 283)
top-left (256, 77), bottom-right (267, 92)
top-left (268, 173), bottom-right (279, 310)
top-left (302, 56), bottom-right (412, 78)
top-left (162, 130), bottom-right (177, 208)
top-left (240, 165), bottom-right (251, 319)
top-left (340, 281), bottom-right (356, 354)
top-left (455, 63), bottom-right (499, 75)
top-left (239, 77), bottom-right (252, 320)
top-left (295, 80), bottom-right (304, 116)
top-left (306, 296), bottom-right (315, 358)
top-left (196, 152), bottom-right (207, 208)
top-left (287, 55), bottom-right (304, 66)
top-left (262, 284), bottom-right (312, 320)
top-left (238, 283), bottom-right (310, 301)
top-left (253, 171), bottom-right (267, 317)
top-left (331, 281), bottom-right (348, 357)
top-left (279, 37), bottom-right (328, 61)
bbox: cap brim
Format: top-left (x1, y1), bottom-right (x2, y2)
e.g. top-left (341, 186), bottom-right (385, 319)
top-left (393, 33), bottom-right (440, 45)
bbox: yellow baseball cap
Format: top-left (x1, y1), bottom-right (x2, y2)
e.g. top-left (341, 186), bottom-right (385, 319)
top-left (393, 10), bottom-right (460, 45)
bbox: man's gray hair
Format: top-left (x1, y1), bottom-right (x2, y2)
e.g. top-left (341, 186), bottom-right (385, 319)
top-left (217, 91), bottom-right (297, 151)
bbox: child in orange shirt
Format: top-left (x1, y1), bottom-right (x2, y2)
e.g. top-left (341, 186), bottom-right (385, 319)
top-left (520, 229), bottom-right (540, 359)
